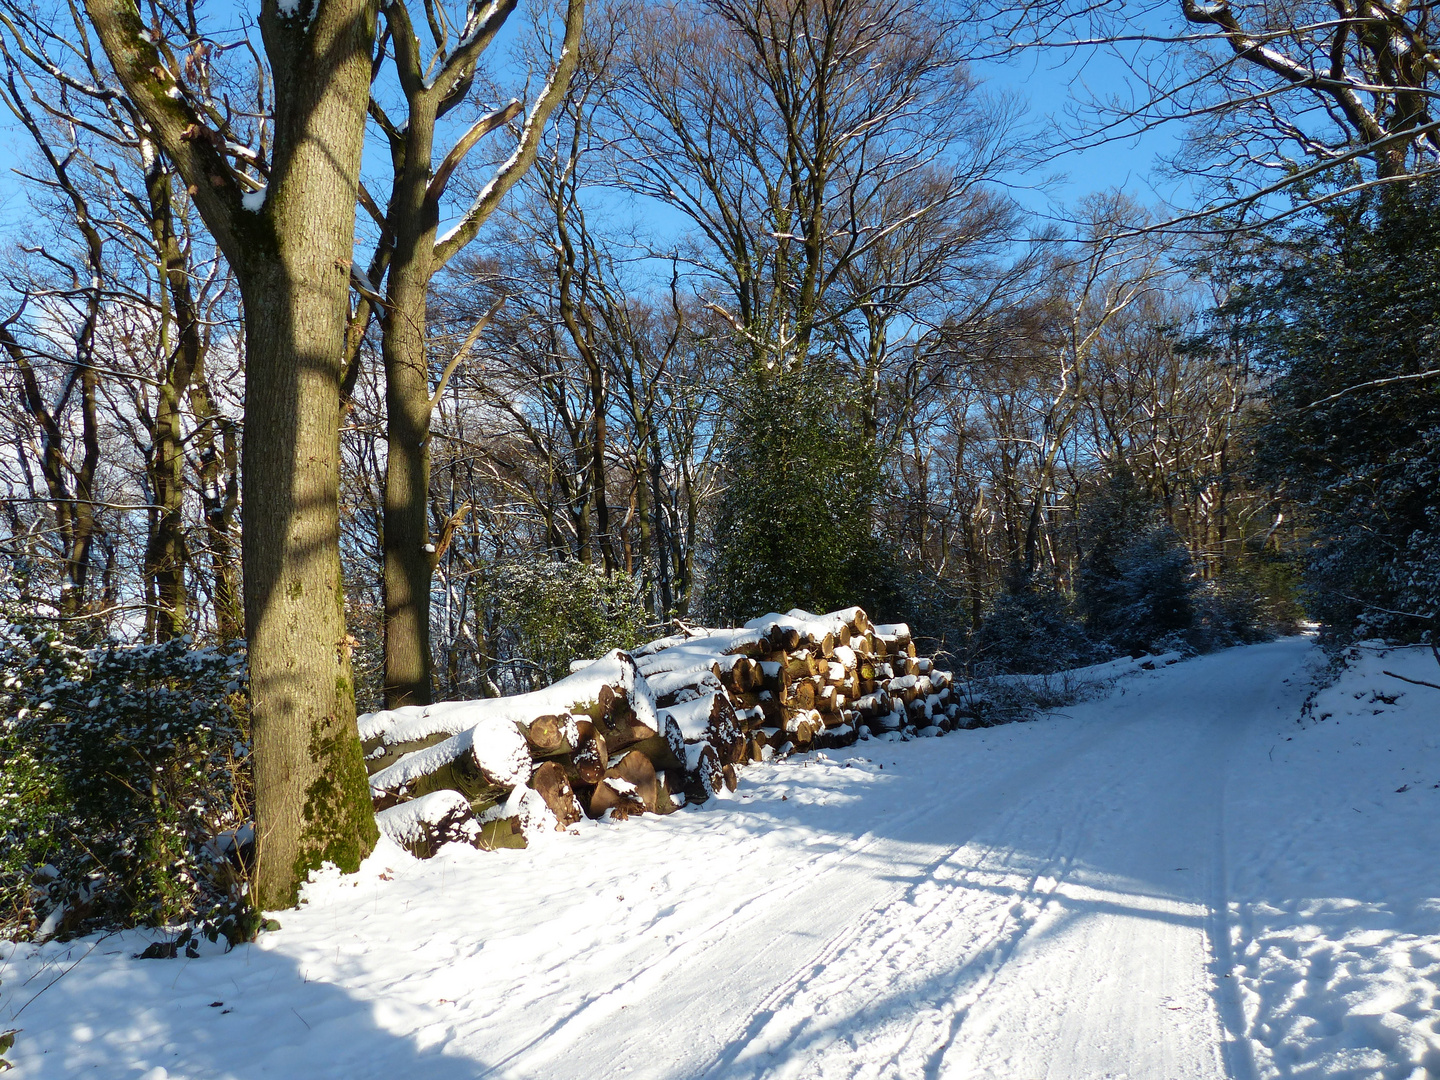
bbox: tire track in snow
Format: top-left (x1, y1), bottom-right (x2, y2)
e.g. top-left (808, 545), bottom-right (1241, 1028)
top-left (935, 640), bottom-right (1314, 1080)
top-left (476, 640), bottom-right (1312, 1080)
top-left (722, 641), bottom-right (1312, 1080)
top-left (1200, 638), bottom-right (1316, 1080)
top-left (701, 740), bottom-right (1128, 1080)
top-left (705, 835), bottom-right (1084, 1080)
top-left (480, 703), bottom-right (1163, 1078)
top-left (479, 776), bottom-right (965, 1076)
top-left (1208, 797), bottom-right (1259, 1080)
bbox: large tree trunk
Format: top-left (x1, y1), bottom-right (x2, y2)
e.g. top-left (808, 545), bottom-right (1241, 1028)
top-left (241, 255), bottom-right (376, 909)
top-left (243, 1), bottom-right (380, 909)
top-left (83, 0), bottom-right (382, 910)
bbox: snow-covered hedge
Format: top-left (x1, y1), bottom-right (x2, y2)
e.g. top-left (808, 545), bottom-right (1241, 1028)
top-left (0, 628), bottom-right (250, 941)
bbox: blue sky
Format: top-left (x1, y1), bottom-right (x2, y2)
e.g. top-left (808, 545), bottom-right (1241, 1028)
top-left (973, 40), bottom-right (1189, 220)
top-left (0, 6), bottom-right (1188, 254)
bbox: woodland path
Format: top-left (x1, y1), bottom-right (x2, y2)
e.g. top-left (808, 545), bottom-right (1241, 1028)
top-left (4, 639), bottom-right (1328, 1080)
top-left (484, 638), bottom-right (1313, 1080)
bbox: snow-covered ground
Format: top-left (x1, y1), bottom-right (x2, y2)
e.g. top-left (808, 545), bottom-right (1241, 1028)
top-left (3, 636), bottom-right (1438, 1079)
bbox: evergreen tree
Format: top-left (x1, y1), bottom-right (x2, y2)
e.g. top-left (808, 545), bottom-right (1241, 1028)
top-left (491, 561), bottom-right (649, 687)
top-left (1238, 183), bottom-right (1440, 640)
top-left (707, 361), bottom-right (893, 623)
top-left (1076, 469), bottom-right (1198, 654)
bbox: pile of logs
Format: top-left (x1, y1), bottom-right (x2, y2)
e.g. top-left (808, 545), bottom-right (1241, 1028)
top-left (363, 607), bottom-right (959, 858)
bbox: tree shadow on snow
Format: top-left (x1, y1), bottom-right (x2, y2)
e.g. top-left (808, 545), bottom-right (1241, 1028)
top-left (1, 927), bottom-right (488, 1080)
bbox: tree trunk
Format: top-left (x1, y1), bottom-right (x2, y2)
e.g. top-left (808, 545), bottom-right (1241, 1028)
top-left (192, 389), bottom-right (243, 641)
top-left (244, 7), bottom-right (380, 910)
top-left (381, 200), bottom-right (437, 708)
top-left (224, 10), bottom-right (379, 910)
top-left (144, 154), bottom-right (204, 641)
top-left (374, 0), bottom-right (584, 703)
top-left (83, 0), bottom-right (383, 909)
top-left (555, 221), bottom-right (615, 573)
top-left (646, 421), bottom-right (673, 616)
top-left (241, 240), bottom-right (377, 908)
top-left (145, 377), bottom-right (188, 640)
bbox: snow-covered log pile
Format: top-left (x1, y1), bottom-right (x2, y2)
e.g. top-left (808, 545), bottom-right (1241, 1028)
top-left (360, 607), bottom-right (959, 858)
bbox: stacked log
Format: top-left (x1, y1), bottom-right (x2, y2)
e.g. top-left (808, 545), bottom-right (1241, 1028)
top-left (366, 651), bottom-right (673, 851)
top-left (364, 608), bottom-right (958, 858)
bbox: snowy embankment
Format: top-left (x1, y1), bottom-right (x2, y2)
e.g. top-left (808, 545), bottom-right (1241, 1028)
top-left (2, 637), bottom-right (1438, 1079)
top-left (1226, 641), bottom-right (1440, 1079)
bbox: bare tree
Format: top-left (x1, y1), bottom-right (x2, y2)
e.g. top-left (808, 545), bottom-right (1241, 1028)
top-left (0, 52), bottom-right (106, 625)
top-left (362, 0), bottom-right (585, 709)
top-left (1176, 0), bottom-right (1440, 181)
top-left (1, 1), bottom-right (245, 641)
top-left (612, 0), bottom-right (1014, 365)
top-left (992, 1), bottom-right (1440, 217)
top-left (825, 164), bottom-right (1032, 446)
top-left (1015, 200), bottom-right (1174, 574)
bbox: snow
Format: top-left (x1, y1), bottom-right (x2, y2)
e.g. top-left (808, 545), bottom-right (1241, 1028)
top-left (872, 622), bottom-right (911, 640)
top-left (5, 637), bottom-right (1440, 1078)
top-left (633, 628), bottom-right (764, 678)
top-left (1225, 641), bottom-right (1440, 1079)
top-left (367, 712), bottom-right (530, 795)
top-left (375, 790), bottom-right (472, 848)
top-left (683, 740), bottom-right (713, 772)
top-left (477, 786), bottom-right (556, 837)
top-left (663, 693), bottom-right (718, 741)
top-left (273, 0), bottom-right (317, 23)
top-left (954, 650), bottom-right (1182, 706)
top-left (646, 665), bottom-right (723, 703)
top-left (749, 609), bottom-right (854, 643)
top-left (359, 649), bottom-right (649, 747)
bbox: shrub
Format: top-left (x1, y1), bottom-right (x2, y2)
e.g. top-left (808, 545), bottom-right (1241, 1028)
top-left (490, 560), bottom-right (650, 688)
top-left (972, 575), bottom-right (1098, 675)
top-left (0, 628), bottom-right (250, 941)
top-left (1077, 470), bottom-right (1200, 654)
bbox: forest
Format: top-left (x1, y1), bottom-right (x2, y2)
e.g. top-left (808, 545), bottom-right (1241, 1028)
top-left (0, 0), bottom-right (1437, 942)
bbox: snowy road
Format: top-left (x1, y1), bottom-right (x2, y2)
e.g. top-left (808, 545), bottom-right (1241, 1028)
top-left (6, 636), bottom-right (1440, 1079)
top-left (519, 641), bottom-right (1305, 1080)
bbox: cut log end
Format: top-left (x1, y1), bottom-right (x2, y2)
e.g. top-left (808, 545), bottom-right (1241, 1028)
top-left (531, 760), bottom-right (584, 829)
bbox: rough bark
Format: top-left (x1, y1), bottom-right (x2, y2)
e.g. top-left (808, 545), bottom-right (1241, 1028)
top-left (83, 0), bottom-right (382, 909)
top-left (142, 151), bottom-right (205, 640)
top-left (190, 381), bottom-right (243, 642)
